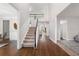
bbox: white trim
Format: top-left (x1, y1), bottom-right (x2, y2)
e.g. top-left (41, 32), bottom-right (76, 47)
top-left (49, 36), bottom-right (56, 44)
top-left (21, 20), bottom-right (30, 45)
top-left (57, 42), bottom-right (78, 56)
top-left (55, 17), bottom-right (57, 43)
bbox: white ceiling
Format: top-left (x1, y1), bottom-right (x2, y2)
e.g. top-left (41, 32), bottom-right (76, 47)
top-left (10, 3), bottom-right (29, 12)
top-left (0, 3), bottom-right (18, 17)
top-left (11, 3), bottom-right (49, 13)
top-left (58, 3), bottom-right (79, 17)
top-left (30, 3), bottom-right (49, 11)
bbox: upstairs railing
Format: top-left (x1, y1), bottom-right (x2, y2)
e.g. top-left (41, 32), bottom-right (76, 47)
top-left (34, 19), bottom-right (38, 48)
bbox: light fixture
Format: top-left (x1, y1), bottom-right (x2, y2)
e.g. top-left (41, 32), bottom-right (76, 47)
top-left (60, 20), bottom-right (67, 24)
top-left (29, 7), bottom-right (32, 11)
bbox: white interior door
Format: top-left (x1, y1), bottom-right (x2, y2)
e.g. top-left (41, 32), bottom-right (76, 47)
top-left (60, 20), bottom-right (68, 40)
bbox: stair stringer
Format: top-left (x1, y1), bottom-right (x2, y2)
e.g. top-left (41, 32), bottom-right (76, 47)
top-left (21, 20), bottom-right (30, 45)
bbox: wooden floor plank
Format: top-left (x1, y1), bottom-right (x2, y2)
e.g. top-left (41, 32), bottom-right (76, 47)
top-left (0, 40), bottom-right (17, 56)
top-left (18, 36), bottom-right (69, 56)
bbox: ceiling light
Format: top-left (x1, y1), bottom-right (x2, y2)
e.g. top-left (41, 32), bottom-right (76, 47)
top-left (60, 20), bottom-right (67, 24)
top-left (29, 7), bottom-right (32, 11)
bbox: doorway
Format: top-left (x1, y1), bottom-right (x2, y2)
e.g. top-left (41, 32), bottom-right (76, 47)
top-left (0, 20), bottom-right (9, 47)
top-left (59, 20), bottom-right (68, 40)
top-left (3, 20), bottom-right (9, 39)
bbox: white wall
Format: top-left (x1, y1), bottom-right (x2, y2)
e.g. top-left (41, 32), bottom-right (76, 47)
top-left (10, 17), bottom-right (19, 40)
top-left (0, 3), bottom-right (18, 40)
top-left (0, 16), bottom-right (19, 42)
top-left (57, 17), bottom-right (79, 40)
top-left (68, 17), bottom-right (79, 40)
top-left (18, 4), bottom-right (31, 49)
top-left (50, 3), bottom-right (70, 18)
top-left (49, 17), bottom-right (57, 42)
top-left (0, 3), bottom-right (18, 16)
top-left (0, 20), bottom-right (3, 35)
top-left (48, 3), bottom-right (70, 43)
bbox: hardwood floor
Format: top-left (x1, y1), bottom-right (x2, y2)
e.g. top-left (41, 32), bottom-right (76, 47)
top-left (0, 40), bottom-right (17, 56)
top-left (18, 36), bottom-right (69, 56)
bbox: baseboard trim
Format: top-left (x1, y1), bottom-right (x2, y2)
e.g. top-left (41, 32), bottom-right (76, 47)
top-left (57, 41), bottom-right (78, 56)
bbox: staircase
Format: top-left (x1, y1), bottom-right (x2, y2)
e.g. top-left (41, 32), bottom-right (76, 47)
top-left (22, 27), bottom-right (36, 47)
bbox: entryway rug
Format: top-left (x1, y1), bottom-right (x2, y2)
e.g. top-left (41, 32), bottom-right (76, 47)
top-left (0, 43), bottom-right (8, 47)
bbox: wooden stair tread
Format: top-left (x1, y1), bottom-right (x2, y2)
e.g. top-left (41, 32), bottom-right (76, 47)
top-left (24, 39), bottom-right (34, 41)
top-left (23, 41), bottom-right (34, 43)
top-left (27, 32), bottom-right (35, 34)
top-left (26, 34), bottom-right (35, 36)
top-left (25, 37), bottom-right (35, 39)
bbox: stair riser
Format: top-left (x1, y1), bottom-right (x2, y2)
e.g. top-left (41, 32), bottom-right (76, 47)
top-left (23, 45), bottom-right (34, 47)
top-left (23, 43), bottom-right (35, 47)
top-left (23, 27), bottom-right (36, 47)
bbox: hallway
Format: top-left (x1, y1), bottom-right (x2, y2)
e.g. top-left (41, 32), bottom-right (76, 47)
top-left (18, 36), bottom-right (69, 56)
